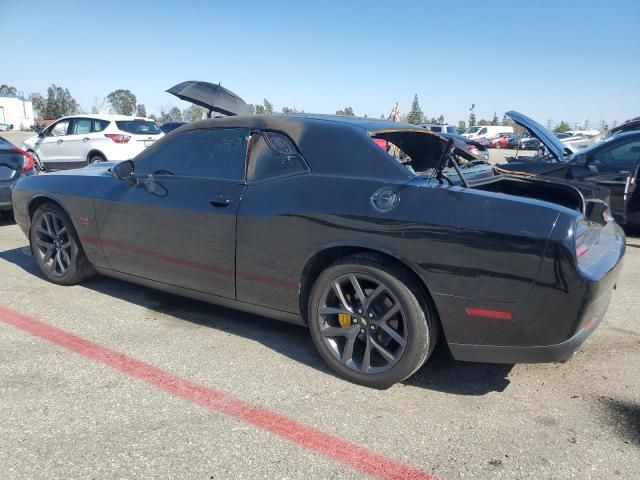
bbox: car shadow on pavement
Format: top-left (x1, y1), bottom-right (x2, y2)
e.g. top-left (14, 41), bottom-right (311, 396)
top-left (0, 245), bottom-right (512, 396)
top-left (0, 214), bottom-right (16, 227)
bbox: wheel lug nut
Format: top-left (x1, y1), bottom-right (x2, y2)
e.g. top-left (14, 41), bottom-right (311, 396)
top-left (352, 318), bottom-right (358, 324)
top-left (368, 312), bottom-right (374, 318)
top-left (370, 325), bottom-right (376, 330)
top-left (360, 328), bottom-right (365, 334)
top-left (357, 309), bottom-right (363, 314)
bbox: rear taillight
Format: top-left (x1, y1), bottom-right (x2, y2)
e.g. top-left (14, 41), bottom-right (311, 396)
top-left (105, 133), bottom-right (131, 144)
top-left (465, 144), bottom-right (479, 153)
top-left (11, 147), bottom-right (34, 173)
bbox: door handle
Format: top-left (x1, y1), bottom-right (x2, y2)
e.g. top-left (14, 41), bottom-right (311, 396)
top-left (210, 196), bottom-right (233, 208)
top-left (82, 137), bottom-right (90, 142)
top-left (57, 139), bottom-right (64, 144)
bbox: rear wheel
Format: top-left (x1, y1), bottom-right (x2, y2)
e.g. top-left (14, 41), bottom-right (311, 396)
top-left (30, 203), bottom-right (94, 285)
top-left (307, 254), bottom-right (437, 388)
top-left (88, 153), bottom-right (106, 165)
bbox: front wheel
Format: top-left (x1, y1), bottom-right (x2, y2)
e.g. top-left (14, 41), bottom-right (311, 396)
top-left (30, 203), bottom-right (94, 285)
top-left (307, 254), bottom-right (438, 388)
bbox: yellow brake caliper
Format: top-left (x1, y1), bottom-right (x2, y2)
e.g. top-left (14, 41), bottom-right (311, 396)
top-left (338, 313), bottom-right (352, 328)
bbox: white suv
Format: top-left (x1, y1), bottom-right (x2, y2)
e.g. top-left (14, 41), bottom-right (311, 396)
top-left (23, 114), bottom-right (164, 170)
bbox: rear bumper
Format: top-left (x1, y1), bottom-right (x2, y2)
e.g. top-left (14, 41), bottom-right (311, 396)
top-left (449, 289), bottom-right (612, 364)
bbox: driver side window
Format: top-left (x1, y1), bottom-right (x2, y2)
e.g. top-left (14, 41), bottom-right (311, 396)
top-left (49, 120), bottom-right (70, 137)
top-left (134, 128), bottom-right (249, 180)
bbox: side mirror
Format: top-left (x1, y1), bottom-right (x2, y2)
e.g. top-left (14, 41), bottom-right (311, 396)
top-left (112, 160), bottom-right (137, 186)
top-left (38, 130), bottom-right (45, 138)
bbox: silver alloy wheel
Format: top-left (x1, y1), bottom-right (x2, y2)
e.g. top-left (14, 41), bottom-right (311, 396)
top-left (33, 211), bottom-right (72, 277)
top-left (88, 155), bottom-right (104, 164)
top-left (317, 273), bottom-right (408, 374)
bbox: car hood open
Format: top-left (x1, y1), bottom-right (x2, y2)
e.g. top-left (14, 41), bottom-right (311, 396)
top-left (167, 81), bottom-right (252, 117)
top-left (507, 111), bottom-right (569, 161)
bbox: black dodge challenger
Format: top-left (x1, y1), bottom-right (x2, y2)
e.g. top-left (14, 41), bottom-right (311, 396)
top-left (11, 85), bottom-right (625, 388)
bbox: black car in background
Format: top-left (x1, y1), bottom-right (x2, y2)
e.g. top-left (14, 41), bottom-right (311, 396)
top-left (10, 84), bottom-right (625, 387)
top-left (0, 136), bottom-right (36, 215)
top-left (499, 112), bottom-right (640, 226)
top-left (160, 122), bottom-right (187, 133)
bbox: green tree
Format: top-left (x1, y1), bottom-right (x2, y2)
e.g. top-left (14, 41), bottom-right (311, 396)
top-left (282, 106), bottom-right (303, 114)
top-left (457, 120), bottom-right (466, 133)
top-left (182, 104), bottom-right (205, 122)
top-left (148, 113), bottom-right (158, 122)
top-left (336, 106), bottom-right (355, 116)
top-left (478, 119), bottom-right (492, 126)
top-left (107, 89), bottom-right (137, 115)
top-left (437, 114), bottom-right (445, 124)
top-left (491, 112), bottom-right (499, 126)
top-left (406, 94), bottom-right (424, 124)
top-left (554, 121), bottom-right (571, 133)
top-left (262, 99), bottom-right (274, 114)
top-left (502, 113), bottom-right (509, 126)
top-left (43, 84), bottom-right (80, 119)
top-left (159, 106), bottom-right (183, 123)
top-left (247, 104), bottom-right (256, 114)
top-left (468, 104), bottom-right (476, 127)
top-left (29, 93), bottom-right (46, 118)
top-left (136, 104), bottom-right (147, 117)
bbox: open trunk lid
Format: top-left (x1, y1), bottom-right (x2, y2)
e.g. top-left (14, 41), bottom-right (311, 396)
top-left (167, 81), bottom-right (251, 117)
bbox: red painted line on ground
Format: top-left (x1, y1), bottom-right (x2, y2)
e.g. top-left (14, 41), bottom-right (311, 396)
top-left (0, 305), bottom-right (436, 480)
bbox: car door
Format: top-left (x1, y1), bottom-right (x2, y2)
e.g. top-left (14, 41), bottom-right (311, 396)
top-left (94, 127), bottom-right (249, 299)
top-left (37, 119), bottom-right (71, 168)
top-left (65, 117), bottom-right (94, 164)
top-left (569, 137), bottom-right (640, 221)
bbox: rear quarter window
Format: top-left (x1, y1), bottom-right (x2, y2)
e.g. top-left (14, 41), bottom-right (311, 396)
top-left (246, 132), bottom-right (309, 182)
top-left (93, 119), bottom-right (110, 132)
top-left (116, 120), bottom-right (161, 135)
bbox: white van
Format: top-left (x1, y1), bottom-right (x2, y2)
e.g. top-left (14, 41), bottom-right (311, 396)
top-left (463, 125), bottom-right (514, 141)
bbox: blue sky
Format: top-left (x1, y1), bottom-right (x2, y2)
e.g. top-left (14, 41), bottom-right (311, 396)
top-left (2, 0), bottom-right (639, 127)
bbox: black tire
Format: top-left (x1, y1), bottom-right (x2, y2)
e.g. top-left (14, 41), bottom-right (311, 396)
top-left (87, 153), bottom-right (106, 165)
top-left (31, 151), bottom-right (46, 173)
top-left (307, 254), bottom-right (438, 389)
top-left (30, 202), bottom-right (95, 285)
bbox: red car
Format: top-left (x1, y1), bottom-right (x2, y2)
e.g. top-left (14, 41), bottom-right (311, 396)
top-left (489, 134), bottom-right (510, 149)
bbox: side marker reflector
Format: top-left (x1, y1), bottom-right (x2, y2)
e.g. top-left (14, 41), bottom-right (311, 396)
top-left (466, 308), bottom-right (513, 320)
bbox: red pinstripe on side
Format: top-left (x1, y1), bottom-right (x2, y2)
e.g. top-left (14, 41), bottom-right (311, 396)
top-left (0, 305), bottom-right (437, 480)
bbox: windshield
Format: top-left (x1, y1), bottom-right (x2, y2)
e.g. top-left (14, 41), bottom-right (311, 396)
top-left (466, 126), bottom-right (481, 134)
top-left (116, 120), bottom-right (162, 135)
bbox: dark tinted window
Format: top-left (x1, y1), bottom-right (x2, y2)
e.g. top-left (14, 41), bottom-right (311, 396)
top-left (592, 139), bottom-right (640, 166)
top-left (246, 131), bottom-right (308, 182)
top-left (430, 126), bottom-right (442, 132)
top-left (93, 119), bottom-right (109, 132)
top-left (116, 120), bottom-right (161, 135)
top-left (135, 128), bottom-right (249, 180)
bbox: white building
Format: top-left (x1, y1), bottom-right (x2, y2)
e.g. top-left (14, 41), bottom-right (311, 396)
top-left (0, 93), bottom-right (34, 130)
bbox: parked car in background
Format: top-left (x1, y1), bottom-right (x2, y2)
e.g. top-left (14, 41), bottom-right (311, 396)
top-left (441, 132), bottom-right (490, 162)
top-left (0, 136), bottom-right (36, 215)
top-left (507, 134), bottom-right (521, 148)
top-left (463, 125), bottom-right (514, 141)
top-left (498, 112), bottom-right (640, 226)
top-left (520, 136), bottom-right (542, 150)
top-left (0, 123), bottom-right (11, 132)
top-left (561, 130), bottom-right (600, 151)
top-left (419, 123), bottom-right (459, 135)
top-left (609, 117), bottom-right (640, 137)
top-left (22, 114), bottom-right (164, 171)
top-left (160, 121), bottom-right (187, 133)
top-left (488, 134), bottom-right (510, 149)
